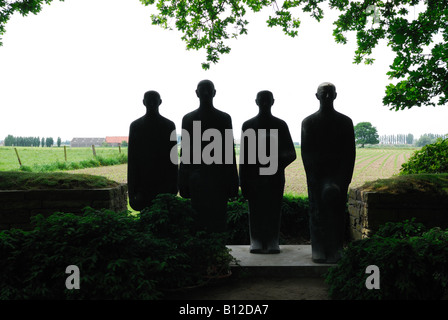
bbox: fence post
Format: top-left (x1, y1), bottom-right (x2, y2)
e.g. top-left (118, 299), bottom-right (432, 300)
top-left (118, 143), bottom-right (122, 154)
top-left (92, 144), bottom-right (96, 157)
top-left (14, 147), bottom-right (22, 166)
top-left (64, 145), bottom-right (67, 161)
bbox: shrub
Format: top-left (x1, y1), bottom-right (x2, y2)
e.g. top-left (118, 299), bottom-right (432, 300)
top-left (0, 171), bottom-right (119, 190)
top-left (280, 194), bottom-right (310, 244)
top-left (400, 138), bottom-right (448, 174)
top-left (139, 194), bottom-right (234, 290)
top-left (0, 208), bottom-right (161, 299)
top-left (226, 193), bottom-right (250, 245)
top-left (0, 194), bottom-right (234, 300)
top-left (225, 193), bottom-right (311, 245)
top-left (325, 219), bottom-right (448, 300)
top-left (18, 154), bottom-right (128, 173)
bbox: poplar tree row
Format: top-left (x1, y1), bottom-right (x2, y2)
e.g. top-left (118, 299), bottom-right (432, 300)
top-left (3, 135), bottom-right (61, 147)
top-left (379, 134), bottom-right (414, 145)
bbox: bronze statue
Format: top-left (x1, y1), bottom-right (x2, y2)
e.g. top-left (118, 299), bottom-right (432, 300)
top-left (178, 80), bottom-right (239, 233)
top-left (128, 91), bottom-right (178, 211)
top-left (301, 83), bottom-right (356, 263)
top-left (239, 91), bottom-right (296, 253)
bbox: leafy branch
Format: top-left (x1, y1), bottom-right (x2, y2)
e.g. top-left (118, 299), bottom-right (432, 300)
top-left (1, 0), bottom-right (447, 111)
top-left (140, 0), bottom-right (306, 69)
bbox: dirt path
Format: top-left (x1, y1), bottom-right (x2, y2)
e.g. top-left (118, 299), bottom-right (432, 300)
top-left (164, 276), bottom-right (330, 300)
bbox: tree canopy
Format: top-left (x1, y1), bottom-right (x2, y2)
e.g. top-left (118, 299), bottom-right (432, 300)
top-left (354, 122), bottom-right (379, 148)
top-left (1, 0), bottom-right (447, 111)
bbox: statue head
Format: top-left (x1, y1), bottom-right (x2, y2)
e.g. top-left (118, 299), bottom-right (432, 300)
top-left (143, 91), bottom-right (162, 111)
top-left (256, 90), bottom-right (275, 111)
top-left (196, 80), bottom-right (216, 100)
top-left (316, 82), bottom-right (337, 103)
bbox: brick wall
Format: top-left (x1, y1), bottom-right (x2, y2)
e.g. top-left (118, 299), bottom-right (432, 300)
top-left (348, 187), bottom-right (448, 240)
top-left (0, 184), bottom-right (128, 230)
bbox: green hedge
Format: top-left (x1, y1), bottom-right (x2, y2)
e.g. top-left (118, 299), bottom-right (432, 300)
top-left (226, 193), bottom-right (310, 245)
top-left (325, 219), bottom-right (448, 300)
top-left (0, 194), bottom-right (233, 300)
top-left (19, 154), bottom-right (128, 173)
top-left (400, 138), bottom-right (448, 174)
top-left (0, 193), bottom-right (311, 299)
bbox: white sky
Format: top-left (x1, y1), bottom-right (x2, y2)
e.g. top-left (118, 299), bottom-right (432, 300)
top-left (0, 0), bottom-right (447, 143)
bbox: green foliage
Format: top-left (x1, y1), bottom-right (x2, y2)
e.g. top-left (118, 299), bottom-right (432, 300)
top-left (280, 194), bottom-right (310, 243)
top-left (0, 208), bottom-right (161, 299)
top-left (354, 122), bottom-right (379, 147)
top-left (325, 219), bottom-right (448, 300)
top-left (400, 138), bottom-right (448, 174)
top-left (0, 194), bottom-right (235, 299)
top-left (360, 173), bottom-right (448, 196)
top-left (0, 0), bottom-right (63, 47)
top-left (138, 0), bottom-right (448, 110)
top-left (0, 146), bottom-right (128, 171)
top-left (2, 1), bottom-right (446, 109)
top-left (333, 0), bottom-right (448, 110)
top-left (45, 137), bottom-right (54, 147)
top-left (139, 0), bottom-right (314, 69)
top-left (139, 194), bottom-right (235, 290)
top-left (414, 133), bottom-right (448, 147)
top-left (18, 154), bottom-right (128, 172)
top-left (374, 218), bottom-right (426, 239)
top-left (0, 171), bottom-right (119, 190)
top-left (225, 192), bottom-right (311, 245)
top-left (4, 135), bottom-right (41, 147)
top-left (226, 192), bottom-right (250, 245)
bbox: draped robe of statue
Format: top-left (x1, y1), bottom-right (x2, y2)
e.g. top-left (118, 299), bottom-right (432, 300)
top-left (301, 83), bottom-right (355, 263)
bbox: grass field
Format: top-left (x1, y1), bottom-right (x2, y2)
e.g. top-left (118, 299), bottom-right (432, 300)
top-left (3, 146), bottom-right (415, 196)
top-left (0, 146), bottom-right (126, 171)
top-left (284, 147), bottom-right (416, 195)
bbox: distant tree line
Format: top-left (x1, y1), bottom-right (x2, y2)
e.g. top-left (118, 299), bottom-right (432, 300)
top-left (379, 134), bottom-right (414, 145)
top-left (4, 135), bottom-right (62, 147)
top-left (414, 133), bottom-right (448, 147)
top-left (354, 122), bottom-right (447, 148)
top-left (378, 133), bottom-right (448, 147)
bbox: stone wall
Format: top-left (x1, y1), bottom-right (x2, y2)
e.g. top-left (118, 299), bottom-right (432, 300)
top-left (348, 187), bottom-right (448, 240)
top-left (0, 184), bottom-right (128, 230)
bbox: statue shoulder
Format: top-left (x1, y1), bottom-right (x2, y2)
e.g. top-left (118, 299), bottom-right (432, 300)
top-left (301, 112), bottom-right (318, 126)
top-left (130, 116), bottom-right (145, 130)
top-left (273, 116), bottom-right (289, 127)
top-left (335, 111), bottom-right (354, 125)
top-left (216, 108), bottom-right (232, 120)
top-left (242, 116), bottom-right (257, 129)
top-left (160, 115), bottom-right (176, 127)
top-left (182, 109), bottom-right (199, 123)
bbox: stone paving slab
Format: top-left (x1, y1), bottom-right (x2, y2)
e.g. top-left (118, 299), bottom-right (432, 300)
top-left (227, 245), bottom-right (335, 278)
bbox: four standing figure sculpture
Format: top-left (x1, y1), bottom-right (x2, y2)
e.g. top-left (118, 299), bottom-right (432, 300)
top-left (239, 90), bottom-right (296, 254)
top-left (127, 90), bottom-right (178, 212)
top-left (301, 82), bottom-right (356, 263)
top-left (178, 80), bottom-right (239, 233)
top-left (127, 81), bottom-right (355, 263)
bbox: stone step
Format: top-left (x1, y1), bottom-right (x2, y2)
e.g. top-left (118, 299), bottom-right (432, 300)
top-left (227, 245), bottom-right (336, 278)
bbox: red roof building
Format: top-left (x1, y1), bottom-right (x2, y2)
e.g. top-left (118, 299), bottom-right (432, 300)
top-left (105, 136), bottom-right (128, 146)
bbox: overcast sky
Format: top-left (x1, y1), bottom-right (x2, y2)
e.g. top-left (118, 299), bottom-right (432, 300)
top-left (1, 0), bottom-right (447, 143)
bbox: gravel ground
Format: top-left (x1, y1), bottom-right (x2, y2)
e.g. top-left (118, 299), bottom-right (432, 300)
top-left (164, 276), bottom-right (330, 300)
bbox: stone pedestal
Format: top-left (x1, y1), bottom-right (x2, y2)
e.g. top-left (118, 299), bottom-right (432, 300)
top-left (228, 245), bottom-right (335, 278)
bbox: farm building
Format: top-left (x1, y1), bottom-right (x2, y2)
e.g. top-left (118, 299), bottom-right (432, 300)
top-left (71, 138), bottom-right (105, 148)
top-left (105, 136), bottom-right (129, 147)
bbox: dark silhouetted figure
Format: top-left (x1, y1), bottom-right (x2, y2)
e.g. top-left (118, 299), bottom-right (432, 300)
top-left (239, 91), bottom-right (297, 253)
top-left (178, 80), bottom-right (239, 233)
top-left (128, 91), bottom-right (178, 211)
top-left (301, 82), bottom-right (355, 263)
